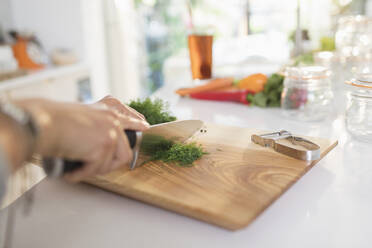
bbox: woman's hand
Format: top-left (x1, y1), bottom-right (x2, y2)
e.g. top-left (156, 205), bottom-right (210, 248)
top-left (16, 98), bottom-right (149, 182)
top-left (96, 95), bottom-right (146, 121)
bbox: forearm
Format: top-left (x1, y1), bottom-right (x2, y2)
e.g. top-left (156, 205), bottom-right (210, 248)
top-left (0, 114), bottom-right (32, 172)
top-left (0, 98), bottom-right (56, 172)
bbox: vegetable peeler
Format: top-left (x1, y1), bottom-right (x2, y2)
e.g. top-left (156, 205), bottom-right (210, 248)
top-left (251, 130), bottom-right (320, 161)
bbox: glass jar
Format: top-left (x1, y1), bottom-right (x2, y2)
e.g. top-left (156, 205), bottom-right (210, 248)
top-left (336, 15), bottom-right (372, 83)
top-left (345, 73), bottom-right (372, 142)
top-left (336, 15), bottom-right (372, 58)
top-left (281, 66), bottom-right (333, 121)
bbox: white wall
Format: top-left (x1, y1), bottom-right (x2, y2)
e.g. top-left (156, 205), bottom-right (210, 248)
top-left (9, 0), bottom-right (85, 59)
top-left (103, 0), bottom-right (143, 101)
top-left (81, 0), bottom-right (111, 100)
top-left (368, 0), bottom-right (372, 16)
top-left (0, 0), bottom-right (12, 30)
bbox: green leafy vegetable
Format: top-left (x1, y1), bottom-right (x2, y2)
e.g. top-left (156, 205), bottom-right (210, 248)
top-left (251, 92), bottom-right (267, 107)
top-left (320, 36), bottom-right (336, 51)
top-left (165, 143), bottom-right (207, 166)
top-left (141, 134), bottom-right (207, 167)
top-left (247, 73), bottom-right (284, 108)
top-left (128, 98), bottom-right (177, 125)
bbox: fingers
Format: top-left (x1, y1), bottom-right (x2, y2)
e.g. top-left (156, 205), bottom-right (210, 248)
top-left (65, 127), bottom-right (119, 182)
top-left (65, 124), bottom-right (134, 182)
top-left (104, 109), bottom-right (149, 131)
top-left (117, 114), bottom-right (149, 131)
top-left (110, 131), bottom-right (133, 171)
top-left (125, 106), bottom-right (146, 121)
top-left (98, 95), bottom-right (146, 121)
top-left (98, 128), bottom-right (118, 174)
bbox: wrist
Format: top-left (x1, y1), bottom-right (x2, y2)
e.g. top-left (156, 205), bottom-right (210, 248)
top-left (14, 99), bottom-right (57, 156)
top-left (0, 112), bottom-right (32, 171)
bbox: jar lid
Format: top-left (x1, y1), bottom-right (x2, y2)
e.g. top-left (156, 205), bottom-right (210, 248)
top-left (284, 66), bottom-right (331, 80)
top-left (346, 73), bottom-right (372, 89)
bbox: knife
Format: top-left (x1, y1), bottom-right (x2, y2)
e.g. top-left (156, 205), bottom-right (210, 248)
top-left (43, 120), bottom-right (204, 177)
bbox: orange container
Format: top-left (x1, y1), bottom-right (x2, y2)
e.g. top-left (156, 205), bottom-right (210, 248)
top-left (188, 34), bottom-right (213, 80)
top-left (12, 38), bottom-right (44, 70)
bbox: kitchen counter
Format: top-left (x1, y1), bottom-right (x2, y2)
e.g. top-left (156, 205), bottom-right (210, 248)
top-left (1, 79), bottom-right (372, 248)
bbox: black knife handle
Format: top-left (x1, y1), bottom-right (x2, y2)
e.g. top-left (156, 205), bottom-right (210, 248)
top-left (124, 130), bottom-right (137, 149)
top-left (43, 130), bottom-right (137, 177)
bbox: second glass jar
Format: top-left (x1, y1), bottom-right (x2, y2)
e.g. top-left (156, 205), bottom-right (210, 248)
top-left (345, 73), bottom-right (372, 143)
top-left (281, 66), bottom-right (334, 121)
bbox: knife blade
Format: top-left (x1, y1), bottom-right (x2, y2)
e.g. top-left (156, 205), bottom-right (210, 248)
top-left (43, 120), bottom-right (204, 176)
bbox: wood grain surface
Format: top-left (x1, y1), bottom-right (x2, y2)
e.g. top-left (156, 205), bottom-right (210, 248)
top-left (85, 123), bottom-right (337, 230)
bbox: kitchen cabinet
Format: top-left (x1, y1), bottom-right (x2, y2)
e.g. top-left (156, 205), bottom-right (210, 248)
top-left (0, 63), bottom-right (89, 102)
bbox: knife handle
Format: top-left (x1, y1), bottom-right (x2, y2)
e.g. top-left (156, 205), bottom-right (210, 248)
top-left (43, 130), bottom-right (137, 177)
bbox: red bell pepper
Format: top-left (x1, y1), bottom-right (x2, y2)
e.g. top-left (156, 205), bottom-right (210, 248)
top-left (189, 90), bottom-right (254, 105)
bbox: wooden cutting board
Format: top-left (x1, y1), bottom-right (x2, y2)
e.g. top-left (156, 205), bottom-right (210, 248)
top-left (85, 123), bottom-right (337, 230)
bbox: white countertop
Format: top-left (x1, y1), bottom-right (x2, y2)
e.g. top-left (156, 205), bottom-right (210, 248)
top-left (2, 78), bottom-right (372, 248)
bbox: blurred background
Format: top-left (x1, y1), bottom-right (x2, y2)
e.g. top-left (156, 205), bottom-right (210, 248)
top-left (0, 0), bottom-right (371, 103)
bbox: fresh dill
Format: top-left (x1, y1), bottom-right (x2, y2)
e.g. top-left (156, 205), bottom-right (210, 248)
top-left (140, 134), bottom-right (207, 167)
top-left (128, 98), bottom-right (177, 125)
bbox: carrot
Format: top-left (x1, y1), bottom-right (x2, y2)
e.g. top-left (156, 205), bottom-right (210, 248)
top-left (175, 77), bottom-right (234, 96)
top-left (237, 73), bottom-right (267, 93)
